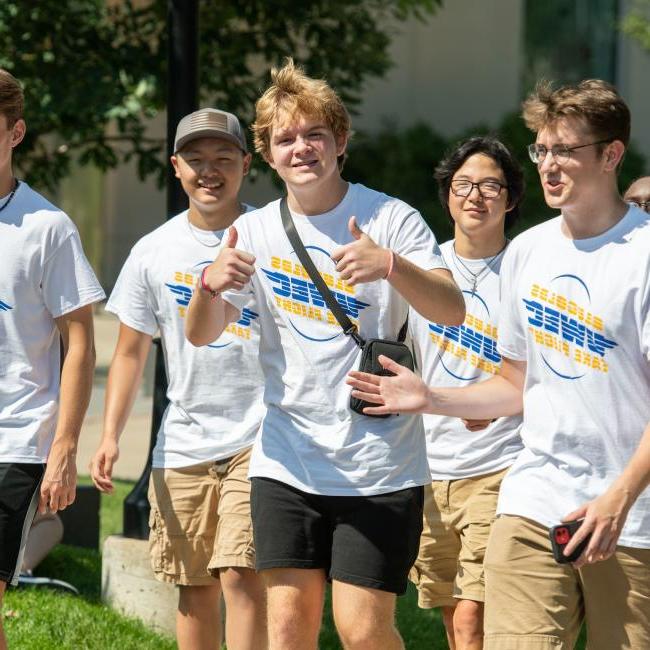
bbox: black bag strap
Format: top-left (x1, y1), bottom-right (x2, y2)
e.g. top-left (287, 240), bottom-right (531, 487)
top-left (280, 197), bottom-right (365, 347)
top-left (279, 197), bottom-right (408, 347)
top-left (397, 318), bottom-right (408, 343)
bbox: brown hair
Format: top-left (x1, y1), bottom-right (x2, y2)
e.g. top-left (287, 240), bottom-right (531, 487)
top-left (522, 79), bottom-right (630, 152)
top-left (0, 69), bottom-right (24, 127)
top-left (252, 59), bottom-right (351, 168)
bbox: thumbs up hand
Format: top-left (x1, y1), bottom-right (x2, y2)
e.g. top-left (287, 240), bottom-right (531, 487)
top-left (348, 217), bottom-right (364, 241)
top-left (224, 225), bottom-right (238, 249)
top-left (199, 225), bottom-right (256, 296)
top-left (330, 216), bottom-right (393, 286)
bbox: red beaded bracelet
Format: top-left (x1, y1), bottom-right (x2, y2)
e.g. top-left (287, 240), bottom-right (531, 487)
top-left (200, 267), bottom-right (219, 301)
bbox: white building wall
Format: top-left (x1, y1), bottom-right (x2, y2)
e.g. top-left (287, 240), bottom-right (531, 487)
top-left (357, 0), bottom-right (523, 135)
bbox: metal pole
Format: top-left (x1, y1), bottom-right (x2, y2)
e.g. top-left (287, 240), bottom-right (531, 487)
top-left (123, 0), bottom-right (199, 539)
top-left (166, 0), bottom-right (199, 218)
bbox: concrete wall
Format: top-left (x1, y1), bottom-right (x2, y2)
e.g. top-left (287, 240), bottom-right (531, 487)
top-left (357, 0), bottom-right (523, 136)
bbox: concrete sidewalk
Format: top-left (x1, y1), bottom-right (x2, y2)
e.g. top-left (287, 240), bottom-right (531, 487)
top-left (77, 306), bottom-right (154, 481)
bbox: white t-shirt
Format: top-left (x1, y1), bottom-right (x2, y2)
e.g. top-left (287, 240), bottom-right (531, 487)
top-left (0, 182), bottom-right (105, 463)
top-left (497, 207), bottom-right (650, 548)
top-left (107, 208), bottom-right (265, 468)
top-left (410, 240), bottom-right (523, 479)
top-left (223, 183), bottom-right (447, 496)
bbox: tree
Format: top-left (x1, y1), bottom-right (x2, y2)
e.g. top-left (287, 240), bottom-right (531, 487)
top-left (622, 0), bottom-right (650, 51)
top-left (0, 0), bottom-right (440, 192)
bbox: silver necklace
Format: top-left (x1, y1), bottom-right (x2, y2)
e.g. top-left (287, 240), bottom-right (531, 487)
top-left (186, 204), bottom-right (244, 248)
top-left (451, 240), bottom-right (509, 294)
top-left (0, 178), bottom-right (19, 214)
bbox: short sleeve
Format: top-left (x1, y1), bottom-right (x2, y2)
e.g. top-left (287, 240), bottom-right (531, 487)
top-left (389, 205), bottom-right (447, 271)
top-left (106, 251), bottom-right (158, 336)
top-left (495, 245), bottom-right (527, 361)
top-left (41, 231), bottom-right (105, 317)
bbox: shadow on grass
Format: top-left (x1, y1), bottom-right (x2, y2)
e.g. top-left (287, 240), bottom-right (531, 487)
top-left (35, 545), bottom-right (102, 602)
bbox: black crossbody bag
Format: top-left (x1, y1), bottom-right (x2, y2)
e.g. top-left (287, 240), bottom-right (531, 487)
top-left (280, 198), bottom-right (414, 418)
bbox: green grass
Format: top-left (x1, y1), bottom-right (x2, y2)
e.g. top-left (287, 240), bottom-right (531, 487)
top-left (2, 477), bottom-right (586, 649)
top-left (3, 478), bottom-right (175, 649)
top-left (3, 589), bottom-right (176, 650)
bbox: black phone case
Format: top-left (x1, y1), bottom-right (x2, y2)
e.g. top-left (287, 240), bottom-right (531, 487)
top-left (549, 520), bottom-right (591, 563)
top-left (349, 339), bottom-right (415, 418)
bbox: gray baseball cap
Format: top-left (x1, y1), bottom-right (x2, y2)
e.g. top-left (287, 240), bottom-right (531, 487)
top-left (174, 108), bottom-right (248, 153)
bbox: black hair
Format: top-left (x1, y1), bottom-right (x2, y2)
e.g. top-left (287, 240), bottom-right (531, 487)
top-left (434, 135), bottom-right (525, 232)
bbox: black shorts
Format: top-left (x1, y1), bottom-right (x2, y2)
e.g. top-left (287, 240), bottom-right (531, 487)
top-left (250, 477), bottom-right (424, 594)
top-left (0, 463), bottom-right (44, 585)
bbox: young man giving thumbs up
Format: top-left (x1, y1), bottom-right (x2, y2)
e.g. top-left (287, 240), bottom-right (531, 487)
top-left (187, 61), bottom-right (464, 650)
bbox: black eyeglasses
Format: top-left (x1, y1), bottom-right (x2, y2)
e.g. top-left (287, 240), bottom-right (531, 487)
top-left (450, 180), bottom-right (506, 199)
top-left (628, 200), bottom-right (650, 213)
top-left (527, 139), bottom-right (612, 165)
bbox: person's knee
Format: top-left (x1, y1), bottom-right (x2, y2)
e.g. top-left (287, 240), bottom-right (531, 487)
top-left (221, 566), bottom-right (258, 588)
top-left (267, 594), bottom-right (321, 649)
top-left (453, 600), bottom-right (483, 642)
top-left (333, 586), bottom-right (399, 648)
top-left (220, 567), bottom-right (265, 608)
top-left (268, 587), bottom-right (320, 628)
top-left (265, 569), bottom-right (325, 645)
top-left (336, 615), bottom-right (399, 648)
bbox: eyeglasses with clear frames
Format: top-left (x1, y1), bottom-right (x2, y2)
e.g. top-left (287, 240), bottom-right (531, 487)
top-left (450, 180), bottom-right (506, 199)
top-left (527, 139), bottom-right (612, 165)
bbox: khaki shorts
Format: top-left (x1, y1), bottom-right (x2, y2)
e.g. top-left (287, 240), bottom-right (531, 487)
top-left (484, 515), bottom-right (650, 650)
top-left (410, 467), bottom-right (507, 608)
top-left (148, 446), bottom-right (255, 586)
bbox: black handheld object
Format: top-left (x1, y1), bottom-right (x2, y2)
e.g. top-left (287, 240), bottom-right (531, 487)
top-left (349, 338), bottom-right (415, 418)
top-left (549, 520), bottom-right (591, 563)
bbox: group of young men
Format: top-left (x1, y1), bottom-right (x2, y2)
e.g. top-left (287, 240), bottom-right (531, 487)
top-left (1, 58), bottom-right (649, 650)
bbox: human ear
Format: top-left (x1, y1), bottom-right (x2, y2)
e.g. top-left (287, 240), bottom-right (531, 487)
top-left (170, 154), bottom-right (182, 179)
top-left (242, 152), bottom-right (252, 176)
top-left (10, 119), bottom-right (26, 148)
top-left (603, 141), bottom-right (625, 172)
top-left (335, 132), bottom-right (349, 157)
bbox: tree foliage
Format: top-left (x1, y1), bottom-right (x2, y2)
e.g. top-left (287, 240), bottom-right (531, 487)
top-left (622, 0), bottom-right (650, 51)
top-left (0, 0), bottom-right (440, 192)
